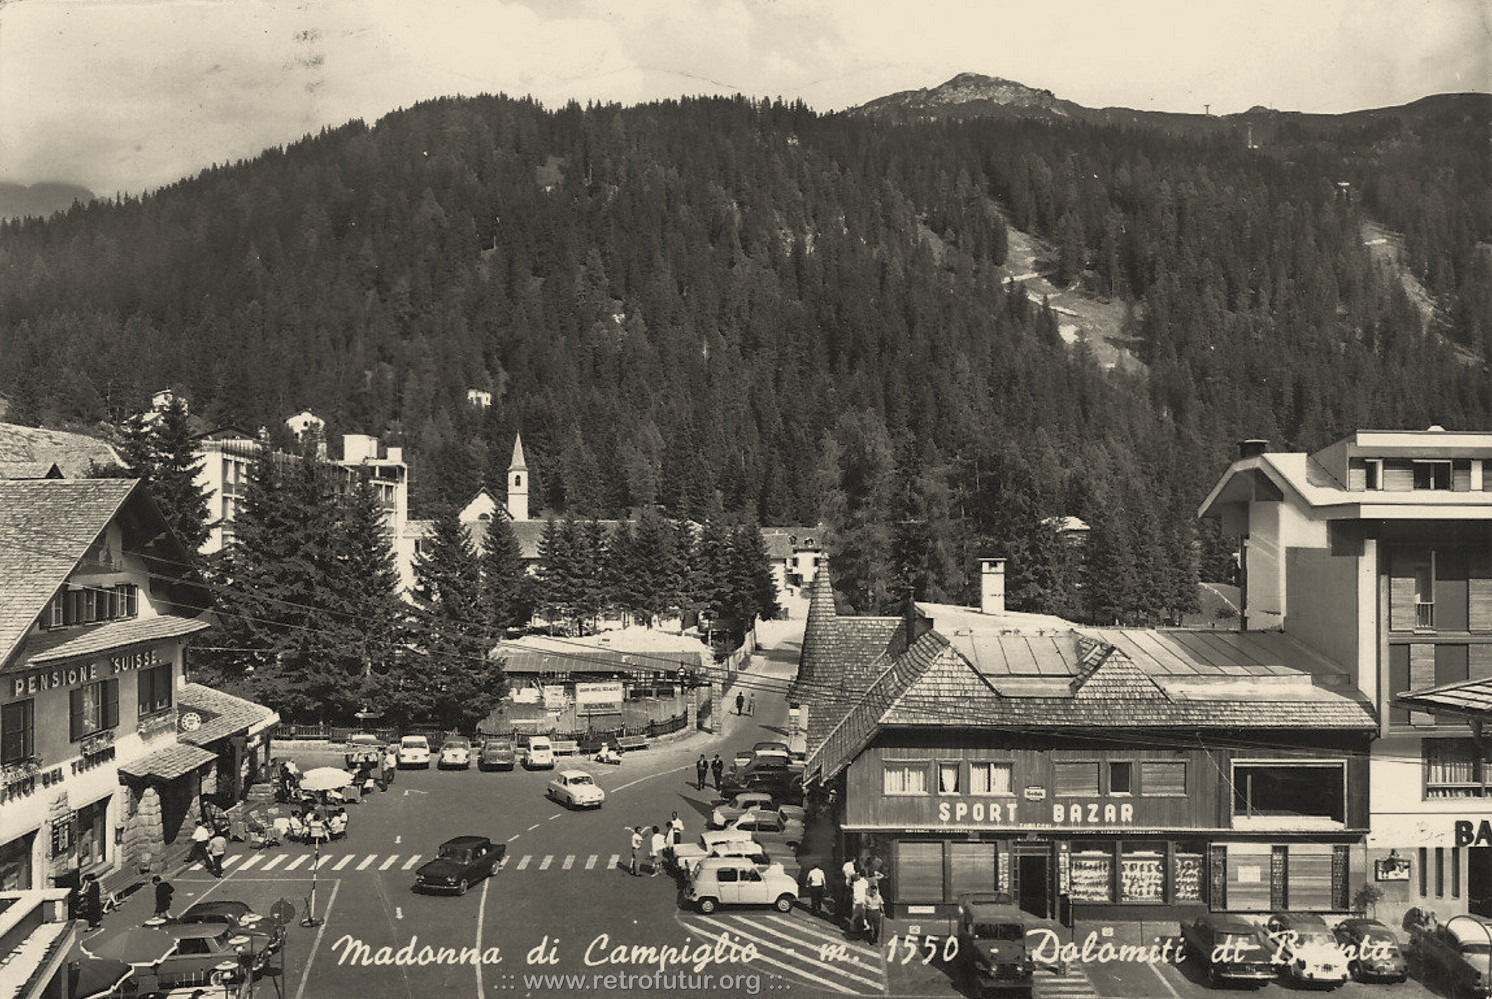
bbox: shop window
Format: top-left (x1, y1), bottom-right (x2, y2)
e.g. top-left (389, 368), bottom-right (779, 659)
top-left (1231, 762), bottom-right (1345, 824)
top-left (883, 762), bottom-right (928, 795)
top-left (1288, 844), bottom-right (1335, 910)
top-left (1140, 760), bottom-right (1186, 796)
top-left (937, 763), bottom-right (961, 794)
top-left (1109, 762), bottom-right (1133, 795)
top-left (1119, 847), bottom-right (1164, 902)
top-left (77, 799), bottom-right (108, 870)
top-left (896, 842), bottom-right (945, 903)
top-left (1, 699), bottom-right (34, 764)
top-left (0, 833), bottom-right (32, 890)
top-left (1424, 738), bottom-right (1492, 798)
top-left (138, 663), bottom-right (174, 717)
top-left (1174, 843), bottom-right (1206, 902)
top-left (949, 842), bottom-right (999, 893)
top-left (70, 679), bottom-right (120, 742)
top-left (1068, 842), bottom-right (1113, 902)
top-left (970, 762), bottom-right (1013, 795)
top-left (1055, 760), bottom-right (1099, 796)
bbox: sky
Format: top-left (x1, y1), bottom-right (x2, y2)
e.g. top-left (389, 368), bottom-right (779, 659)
top-left (0, 0), bottom-right (1485, 197)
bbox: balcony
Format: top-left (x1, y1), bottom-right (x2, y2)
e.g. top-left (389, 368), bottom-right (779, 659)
top-left (1417, 602), bottom-right (1436, 629)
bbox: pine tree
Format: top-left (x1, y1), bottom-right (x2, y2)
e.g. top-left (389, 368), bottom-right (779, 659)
top-left (151, 395), bottom-right (212, 552)
top-left (413, 508), bottom-right (502, 729)
top-left (480, 513), bottom-right (528, 632)
top-left (331, 478), bottom-right (411, 720)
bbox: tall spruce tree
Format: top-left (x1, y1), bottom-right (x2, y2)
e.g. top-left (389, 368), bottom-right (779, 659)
top-left (332, 478), bottom-right (410, 718)
top-left (480, 513), bottom-right (528, 632)
top-left (413, 508), bottom-right (502, 729)
top-left (151, 395), bottom-right (212, 552)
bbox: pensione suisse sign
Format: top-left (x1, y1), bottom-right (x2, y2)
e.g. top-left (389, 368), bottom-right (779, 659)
top-left (8, 647), bottom-right (166, 700)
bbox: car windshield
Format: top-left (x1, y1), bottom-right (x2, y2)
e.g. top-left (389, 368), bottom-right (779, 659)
top-left (1363, 930), bottom-right (1397, 945)
top-left (569, 775), bottom-right (594, 785)
top-left (446, 740), bottom-right (469, 749)
top-left (1462, 942), bottom-right (1492, 956)
top-left (972, 922), bottom-right (1024, 940)
top-left (439, 845), bottom-right (473, 862)
top-left (1220, 933), bottom-right (1264, 952)
top-left (1294, 930), bottom-right (1334, 947)
top-left (402, 738), bottom-right (426, 747)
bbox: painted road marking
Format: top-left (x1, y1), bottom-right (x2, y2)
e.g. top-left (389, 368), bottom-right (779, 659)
top-left (357, 855), bottom-right (377, 870)
top-left (284, 855), bottom-right (308, 871)
top-left (584, 855), bottom-right (597, 870)
top-left (379, 856), bottom-right (400, 870)
top-left (538, 855), bottom-right (553, 870)
top-left (527, 824), bottom-right (540, 831)
top-left (561, 855), bottom-right (574, 870)
top-left (314, 856), bottom-right (333, 870)
top-left (332, 855), bottom-right (354, 871)
top-left (262, 855), bottom-right (286, 870)
top-left (608, 854), bottom-right (619, 869)
top-left (238, 855), bottom-right (262, 871)
top-left (506, 834), bottom-right (520, 842)
top-left (401, 855), bottom-right (421, 870)
top-left (516, 855), bottom-right (531, 870)
top-left (222, 855), bottom-right (241, 868)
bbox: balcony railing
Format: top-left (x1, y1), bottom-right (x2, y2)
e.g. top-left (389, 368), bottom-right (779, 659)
top-left (1417, 602), bottom-right (1436, 628)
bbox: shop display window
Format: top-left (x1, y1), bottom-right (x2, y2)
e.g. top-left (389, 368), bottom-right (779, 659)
top-left (1174, 844), bottom-right (1205, 902)
top-left (1120, 848), bottom-right (1165, 902)
top-left (1068, 841), bottom-right (1113, 902)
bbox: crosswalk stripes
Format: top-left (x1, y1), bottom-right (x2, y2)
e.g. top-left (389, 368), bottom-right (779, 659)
top-left (515, 855), bottom-right (531, 870)
top-left (561, 855), bottom-right (575, 870)
top-left (195, 850), bottom-right (657, 878)
top-left (675, 911), bottom-right (884, 995)
top-left (584, 855), bottom-right (597, 870)
top-left (1034, 964), bottom-right (1100, 999)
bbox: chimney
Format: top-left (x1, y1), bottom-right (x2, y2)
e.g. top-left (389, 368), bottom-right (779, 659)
top-left (980, 559), bottom-right (1006, 615)
top-left (1238, 439), bottom-right (1269, 460)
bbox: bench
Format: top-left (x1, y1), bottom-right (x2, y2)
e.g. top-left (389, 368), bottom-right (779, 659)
top-left (616, 735), bottom-right (649, 752)
top-left (550, 740), bottom-right (580, 756)
top-left (100, 866), bottom-right (147, 913)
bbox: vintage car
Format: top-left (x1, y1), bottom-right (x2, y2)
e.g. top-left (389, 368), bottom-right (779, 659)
top-left (721, 807), bottom-right (804, 851)
top-left (1180, 913), bottom-right (1277, 987)
top-left (687, 856), bottom-right (798, 914)
top-left (1333, 917), bottom-right (1408, 983)
top-left (523, 736), bottom-right (555, 770)
top-left (1404, 909), bottom-right (1492, 999)
top-left (176, 900), bottom-right (285, 952)
top-left (145, 923), bottom-right (278, 990)
top-left (546, 769), bottom-right (605, 808)
top-left (719, 756), bottom-right (802, 801)
top-left (1266, 912), bottom-right (1350, 987)
top-left (413, 836), bottom-right (506, 895)
top-left (751, 741), bottom-right (791, 764)
top-left (396, 735), bottom-right (431, 768)
top-left (478, 738), bottom-right (516, 771)
top-left (343, 734), bottom-right (384, 770)
top-left (670, 832), bottom-right (771, 874)
top-left (953, 893), bottom-right (1034, 997)
top-left (710, 791), bottom-right (778, 828)
top-left (438, 737), bottom-right (472, 770)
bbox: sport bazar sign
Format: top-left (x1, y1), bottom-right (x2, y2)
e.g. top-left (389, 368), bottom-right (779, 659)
top-left (937, 799), bottom-right (1136, 826)
top-left (9, 648), bottom-right (165, 699)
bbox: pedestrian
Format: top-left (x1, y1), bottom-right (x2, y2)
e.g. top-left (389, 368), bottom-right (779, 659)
top-left (207, 830), bottom-right (228, 878)
top-left (710, 754), bottom-right (724, 790)
top-left (841, 857), bottom-right (857, 919)
top-left (81, 872), bottom-right (103, 931)
top-left (695, 754), bottom-right (709, 791)
top-left (864, 883), bottom-right (884, 944)
top-left (805, 863), bottom-right (826, 916)
top-left (746, 693), bottom-right (755, 716)
top-left (668, 811), bottom-right (684, 846)
top-left (735, 692), bottom-right (745, 715)
top-left (187, 821), bottom-right (211, 868)
top-left (629, 826), bottom-right (643, 876)
top-left (153, 875), bottom-right (174, 919)
top-left (649, 825), bottom-right (665, 877)
top-left (850, 875), bottom-right (868, 938)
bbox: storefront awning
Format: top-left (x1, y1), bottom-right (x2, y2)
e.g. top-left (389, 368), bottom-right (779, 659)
top-left (177, 682), bottom-right (278, 746)
top-left (118, 743), bottom-right (216, 781)
top-left (1396, 676), bottom-right (1492, 719)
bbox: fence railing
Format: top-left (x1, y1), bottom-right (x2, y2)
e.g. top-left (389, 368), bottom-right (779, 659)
top-left (275, 711), bottom-right (689, 750)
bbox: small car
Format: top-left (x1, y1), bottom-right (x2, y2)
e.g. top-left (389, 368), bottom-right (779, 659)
top-left (1403, 909), bottom-right (1492, 999)
top-left (671, 831), bottom-right (770, 873)
top-left (413, 836), bottom-right (506, 895)
top-left (1180, 914), bottom-right (1277, 987)
top-left (719, 757), bottom-right (794, 798)
top-left (397, 735), bottom-right (431, 768)
top-left (344, 734), bottom-right (384, 770)
top-left (524, 736), bottom-right (556, 770)
top-left (547, 769), bottom-right (605, 808)
top-left (479, 739), bottom-right (516, 771)
top-left (176, 899), bottom-right (284, 952)
top-left (688, 856), bottom-right (798, 914)
top-left (721, 807), bottom-right (804, 850)
top-left (1334, 918), bottom-right (1407, 983)
top-left (1266, 911), bottom-right (1350, 987)
top-left (438, 737), bottom-right (472, 770)
top-left (148, 922), bottom-right (278, 989)
top-left (710, 791), bottom-right (778, 828)
top-left (953, 892), bottom-right (1034, 997)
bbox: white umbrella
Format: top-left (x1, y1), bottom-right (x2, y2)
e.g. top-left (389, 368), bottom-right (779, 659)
top-left (299, 767), bottom-right (352, 792)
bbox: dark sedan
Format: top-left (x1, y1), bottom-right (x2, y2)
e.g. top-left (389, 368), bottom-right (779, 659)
top-left (1334, 918), bottom-right (1407, 983)
top-left (177, 899), bottom-right (285, 952)
top-left (1180, 914), bottom-right (1277, 988)
top-left (414, 836), bottom-right (506, 895)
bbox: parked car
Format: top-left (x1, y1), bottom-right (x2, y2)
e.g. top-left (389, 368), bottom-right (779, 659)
top-left (344, 734), bottom-right (384, 770)
top-left (1404, 909), bottom-right (1492, 999)
top-left (524, 736), bottom-right (555, 770)
top-left (547, 769), bottom-right (605, 808)
top-left (438, 737), bottom-right (472, 770)
top-left (671, 832), bottom-right (770, 874)
top-left (479, 739), bottom-right (516, 771)
top-left (176, 900), bottom-right (284, 952)
top-left (1180, 914), bottom-right (1277, 988)
top-left (719, 757), bottom-right (795, 798)
top-left (687, 856), bottom-right (798, 914)
top-left (413, 836), bottom-right (505, 895)
top-left (147, 923), bottom-right (277, 990)
top-left (721, 807), bottom-right (804, 850)
top-left (710, 791), bottom-right (777, 828)
top-left (1266, 912), bottom-right (1350, 987)
top-left (1334, 918), bottom-right (1408, 983)
top-left (952, 892), bottom-right (1034, 997)
top-left (751, 741), bottom-right (791, 764)
top-left (397, 735), bottom-right (431, 768)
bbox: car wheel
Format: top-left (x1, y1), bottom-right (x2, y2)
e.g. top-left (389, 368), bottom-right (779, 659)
top-left (1347, 960), bottom-right (1360, 982)
top-left (458, 879), bottom-right (469, 896)
top-left (774, 894), bottom-right (794, 913)
top-left (697, 897), bottom-right (718, 914)
top-left (1206, 965), bottom-right (1219, 987)
top-left (209, 969), bottom-right (232, 986)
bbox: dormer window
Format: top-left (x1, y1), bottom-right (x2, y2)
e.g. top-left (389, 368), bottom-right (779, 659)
top-left (1414, 461), bottom-right (1452, 490)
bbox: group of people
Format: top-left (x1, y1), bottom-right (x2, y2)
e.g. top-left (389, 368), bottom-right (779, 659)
top-left (263, 806), bottom-right (350, 845)
top-left (694, 753), bottom-right (725, 790)
top-left (626, 811), bottom-right (686, 876)
top-left (187, 820), bottom-right (231, 877)
top-left (733, 691), bottom-right (756, 715)
top-left (841, 856), bottom-right (887, 943)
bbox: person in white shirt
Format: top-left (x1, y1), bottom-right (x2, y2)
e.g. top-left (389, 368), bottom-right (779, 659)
top-left (649, 826), bottom-right (666, 877)
top-left (805, 864), bottom-right (827, 916)
top-left (841, 858), bottom-right (857, 920)
top-left (851, 876), bottom-right (868, 937)
top-left (668, 812), bottom-right (684, 846)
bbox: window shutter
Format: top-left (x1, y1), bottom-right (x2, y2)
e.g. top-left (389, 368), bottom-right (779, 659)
top-left (103, 680), bottom-right (119, 730)
top-left (1225, 844), bottom-right (1272, 910)
top-left (948, 842), bottom-right (999, 893)
top-left (1383, 460), bottom-right (1414, 491)
top-left (1055, 761), bottom-right (1099, 796)
top-left (1410, 645), bottom-right (1436, 726)
top-left (1288, 844), bottom-right (1334, 910)
top-left (1471, 646), bottom-right (1492, 681)
top-left (70, 688), bottom-right (85, 742)
top-left (896, 842), bottom-right (945, 903)
top-left (1140, 761), bottom-right (1186, 795)
top-left (1470, 580), bottom-right (1492, 632)
top-left (1391, 577), bottom-right (1417, 631)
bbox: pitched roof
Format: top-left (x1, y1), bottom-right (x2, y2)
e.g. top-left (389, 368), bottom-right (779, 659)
top-left (0, 479), bottom-right (139, 669)
top-left (510, 433), bottom-right (527, 470)
top-left (20, 616), bottom-right (211, 668)
top-left (178, 682), bottom-right (279, 745)
top-left (493, 630), bottom-right (710, 675)
top-left (118, 742), bottom-right (217, 781)
top-left (0, 423), bottom-right (124, 478)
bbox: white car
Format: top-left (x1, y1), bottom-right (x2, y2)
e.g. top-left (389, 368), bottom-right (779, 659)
top-left (438, 737), bottom-right (472, 770)
top-left (397, 735), bottom-right (431, 768)
top-left (546, 770), bottom-right (604, 808)
top-left (524, 736), bottom-right (555, 770)
top-left (1267, 913), bottom-right (1351, 986)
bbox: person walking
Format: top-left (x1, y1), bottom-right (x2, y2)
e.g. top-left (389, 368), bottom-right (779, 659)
top-left (864, 882), bottom-right (884, 944)
top-left (850, 875), bottom-right (868, 939)
top-left (188, 821), bottom-right (211, 869)
top-left (840, 857), bottom-right (858, 921)
top-left (710, 754), bottom-right (724, 791)
top-left (805, 863), bottom-right (826, 917)
top-left (735, 692), bottom-right (745, 715)
top-left (207, 830), bottom-right (228, 878)
top-left (629, 826), bottom-right (643, 876)
top-left (695, 755), bottom-right (709, 791)
top-left (153, 875), bottom-right (174, 919)
top-left (648, 825), bottom-right (665, 877)
top-left (81, 873), bottom-right (103, 931)
top-left (382, 747), bottom-right (397, 788)
top-left (746, 692), bottom-right (755, 716)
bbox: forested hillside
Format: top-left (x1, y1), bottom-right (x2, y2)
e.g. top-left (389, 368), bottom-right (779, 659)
top-left (1, 92), bottom-right (1488, 617)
